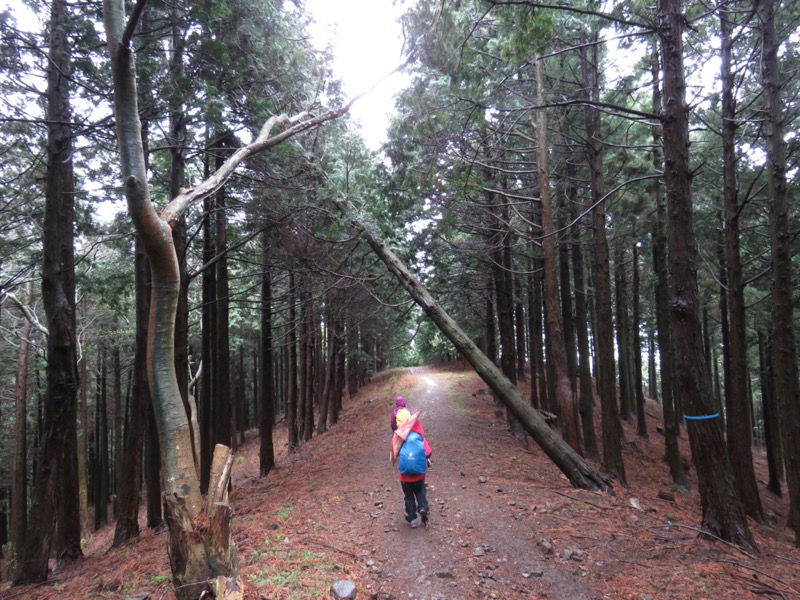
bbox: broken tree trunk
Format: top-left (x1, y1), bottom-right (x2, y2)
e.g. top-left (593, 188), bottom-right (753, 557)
top-left (337, 200), bottom-right (610, 491)
top-left (164, 444), bottom-right (242, 600)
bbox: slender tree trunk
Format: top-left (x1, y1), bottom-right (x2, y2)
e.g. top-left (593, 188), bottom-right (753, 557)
top-left (557, 192), bottom-right (577, 385)
top-left (78, 296), bottom-right (90, 537)
top-left (15, 0), bottom-right (82, 578)
top-left (659, 0), bottom-right (755, 551)
top-left (300, 278), bottom-right (315, 442)
top-left (113, 235), bottom-right (150, 546)
top-left (572, 208), bottom-right (599, 459)
top-left (650, 45), bottom-right (687, 488)
top-left (581, 41), bottom-right (625, 483)
top-left (200, 188), bottom-right (215, 493)
top-left (213, 134), bottom-right (233, 452)
top-left (112, 347), bottom-right (122, 517)
top-left (648, 331), bottom-right (657, 401)
top-left (492, 197), bottom-right (526, 441)
top-left (11, 283), bottom-right (33, 560)
top-left (536, 59), bottom-right (580, 452)
top-left (758, 329), bottom-right (782, 496)
top-left (532, 253), bottom-right (546, 409)
top-left (632, 243), bottom-right (648, 438)
top-left (259, 245), bottom-right (276, 476)
top-left (297, 281), bottom-right (307, 441)
top-left (104, 2), bottom-right (203, 518)
top-left (720, 5), bottom-right (763, 521)
top-left (317, 297), bottom-right (334, 435)
top-left (236, 344), bottom-right (246, 447)
top-left (755, 0), bottom-right (800, 543)
top-left (287, 274), bottom-right (299, 449)
top-left (95, 347), bottom-right (109, 530)
top-left (486, 282), bottom-right (498, 367)
top-left (526, 259), bottom-right (539, 409)
top-left (615, 241), bottom-right (632, 423)
top-left (515, 279), bottom-right (527, 383)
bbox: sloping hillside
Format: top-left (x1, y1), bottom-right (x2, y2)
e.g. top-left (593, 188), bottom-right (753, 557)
top-left (3, 363), bottom-right (799, 599)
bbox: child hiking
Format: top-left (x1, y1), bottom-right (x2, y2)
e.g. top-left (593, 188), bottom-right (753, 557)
top-left (390, 395), bottom-right (409, 431)
top-left (390, 409), bottom-right (432, 528)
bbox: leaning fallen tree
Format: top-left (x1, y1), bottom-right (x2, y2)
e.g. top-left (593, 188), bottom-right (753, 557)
top-left (336, 199), bottom-right (610, 491)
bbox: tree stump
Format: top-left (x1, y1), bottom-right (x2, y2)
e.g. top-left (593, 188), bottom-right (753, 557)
top-left (164, 444), bottom-right (242, 600)
top-left (164, 494), bottom-right (211, 600)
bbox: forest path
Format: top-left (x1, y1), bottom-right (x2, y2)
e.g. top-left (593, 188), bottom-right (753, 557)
top-left (7, 363), bottom-right (799, 600)
top-left (341, 365), bottom-right (597, 599)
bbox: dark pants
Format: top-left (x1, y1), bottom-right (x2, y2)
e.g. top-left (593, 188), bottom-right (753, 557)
top-left (401, 479), bottom-right (428, 522)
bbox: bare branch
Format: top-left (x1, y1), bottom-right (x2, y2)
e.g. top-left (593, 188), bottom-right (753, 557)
top-left (1, 290), bottom-right (48, 335)
top-left (484, 0), bottom-right (653, 30)
top-left (161, 57), bottom-right (413, 226)
top-left (121, 0), bottom-right (149, 48)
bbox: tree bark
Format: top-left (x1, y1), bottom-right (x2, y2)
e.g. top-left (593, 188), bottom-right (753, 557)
top-left (113, 235), bottom-right (149, 546)
top-left (300, 277), bottom-right (315, 442)
top-left (581, 41), bottom-right (626, 484)
top-left (632, 243), bottom-right (647, 438)
top-left (78, 296), bottom-right (90, 537)
top-left (259, 241), bottom-right (276, 476)
top-left (720, 5), bottom-right (763, 521)
top-left (11, 282), bottom-right (33, 560)
top-left (758, 329), bottom-right (782, 496)
top-left (536, 60), bottom-right (580, 452)
top-left (571, 202), bottom-right (599, 459)
top-left (200, 187), bottom-right (216, 493)
top-left (14, 0), bottom-right (82, 578)
top-left (213, 133), bottom-right (234, 454)
top-left (95, 347), bottom-right (109, 530)
top-left (755, 0), bottom-right (800, 543)
top-left (287, 273), bottom-right (299, 449)
top-left (492, 190), bottom-right (526, 441)
top-left (649, 45), bottom-right (687, 488)
top-left (112, 346), bottom-right (122, 517)
top-left (658, 0), bottom-right (756, 551)
top-left (614, 240), bottom-right (632, 423)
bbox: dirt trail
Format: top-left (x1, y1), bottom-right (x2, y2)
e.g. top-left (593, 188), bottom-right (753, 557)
top-left (342, 365), bottom-right (596, 599)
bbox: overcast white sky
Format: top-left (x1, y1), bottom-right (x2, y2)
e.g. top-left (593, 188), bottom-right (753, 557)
top-left (304, 0), bottom-right (410, 150)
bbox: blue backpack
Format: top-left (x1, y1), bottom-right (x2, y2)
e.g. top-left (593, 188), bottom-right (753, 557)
top-left (398, 432), bottom-right (427, 476)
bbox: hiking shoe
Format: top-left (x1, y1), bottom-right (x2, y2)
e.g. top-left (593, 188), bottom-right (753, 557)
top-left (419, 508), bottom-right (428, 524)
top-left (409, 520), bottom-right (418, 529)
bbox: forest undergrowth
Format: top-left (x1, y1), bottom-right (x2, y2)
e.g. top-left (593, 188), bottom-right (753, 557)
top-left (2, 362), bottom-right (799, 600)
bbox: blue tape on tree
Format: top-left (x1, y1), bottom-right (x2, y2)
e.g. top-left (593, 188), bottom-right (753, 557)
top-left (683, 412), bottom-right (720, 420)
